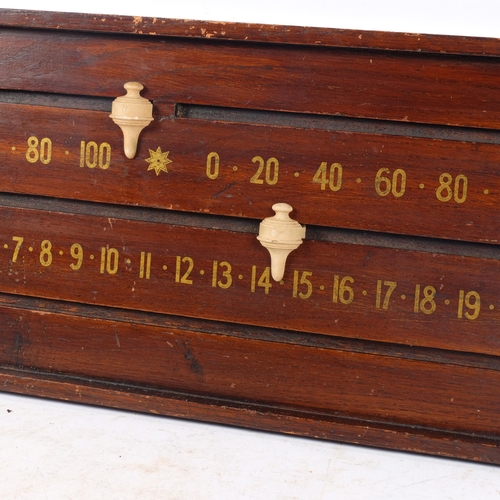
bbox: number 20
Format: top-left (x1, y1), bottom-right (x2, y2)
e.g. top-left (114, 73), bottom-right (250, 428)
top-left (250, 156), bottom-right (279, 185)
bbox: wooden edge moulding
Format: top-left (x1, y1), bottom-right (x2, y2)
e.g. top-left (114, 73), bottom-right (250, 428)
top-left (0, 9), bottom-right (499, 463)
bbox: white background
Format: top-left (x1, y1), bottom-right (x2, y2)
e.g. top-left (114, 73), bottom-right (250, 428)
top-left (1, 1), bottom-right (500, 498)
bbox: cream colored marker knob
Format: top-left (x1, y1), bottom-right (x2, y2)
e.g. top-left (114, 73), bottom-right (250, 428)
top-left (110, 82), bottom-right (154, 159)
top-left (257, 203), bottom-right (306, 282)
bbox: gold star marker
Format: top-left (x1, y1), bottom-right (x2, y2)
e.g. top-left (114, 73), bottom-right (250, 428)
top-left (145, 147), bottom-right (172, 176)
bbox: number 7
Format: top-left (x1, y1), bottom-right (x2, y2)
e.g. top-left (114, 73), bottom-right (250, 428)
top-left (11, 236), bottom-right (24, 263)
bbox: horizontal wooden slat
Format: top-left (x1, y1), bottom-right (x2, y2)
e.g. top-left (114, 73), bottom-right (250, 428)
top-left (0, 301), bottom-right (498, 436)
top-left (1, 28), bottom-right (500, 129)
top-left (0, 204), bottom-right (498, 355)
top-left (1, 103), bottom-right (499, 242)
top-left (1, 367), bottom-right (499, 464)
top-left (2, 9), bottom-right (500, 57)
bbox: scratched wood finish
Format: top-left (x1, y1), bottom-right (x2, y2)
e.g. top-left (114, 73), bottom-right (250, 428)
top-left (0, 298), bottom-right (499, 437)
top-left (0, 204), bottom-right (499, 355)
top-left (1, 104), bottom-right (499, 242)
top-left (0, 11), bottom-right (500, 464)
top-left (0, 368), bottom-right (498, 464)
top-left (3, 9), bottom-right (500, 56)
top-left (1, 28), bottom-right (500, 130)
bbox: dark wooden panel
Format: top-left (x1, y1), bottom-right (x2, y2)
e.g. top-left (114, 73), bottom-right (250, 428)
top-left (0, 301), bottom-right (499, 436)
top-left (0, 367), bottom-right (498, 463)
top-left (1, 103), bottom-right (499, 243)
top-left (0, 204), bottom-right (498, 355)
top-left (2, 9), bottom-right (500, 56)
top-left (1, 28), bottom-right (500, 129)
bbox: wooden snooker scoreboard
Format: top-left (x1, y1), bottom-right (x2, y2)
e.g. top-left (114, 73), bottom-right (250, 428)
top-left (0, 9), bottom-right (499, 463)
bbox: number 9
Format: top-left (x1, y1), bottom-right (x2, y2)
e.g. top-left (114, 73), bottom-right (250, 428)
top-left (70, 243), bottom-right (84, 270)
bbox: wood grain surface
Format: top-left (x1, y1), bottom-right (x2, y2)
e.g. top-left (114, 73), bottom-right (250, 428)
top-left (0, 103), bottom-right (499, 242)
top-left (1, 366), bottom-right (499, 463)
top-left (0, 10), bottom-right (499, 463)
top-left (0, 297), bottom-right (498, 436)
top-left (1, 9), bottom-right (500, 56)
top-left (0, 28), bottom-right (500, 129)
top-left (0, 203), bottom-right (498, 355)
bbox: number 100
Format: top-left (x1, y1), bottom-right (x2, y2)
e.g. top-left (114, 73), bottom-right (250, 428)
top-left (80, 141), bottom-right (111, 169)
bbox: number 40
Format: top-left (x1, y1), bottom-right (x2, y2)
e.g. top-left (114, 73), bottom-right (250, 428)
top-left (312, 162), bottom-right (342, 191)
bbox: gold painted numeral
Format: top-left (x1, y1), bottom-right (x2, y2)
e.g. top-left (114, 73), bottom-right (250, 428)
top-left (250, 265), bottom-right (272, 294)
top-left (39, 239), bottom-right (53, 267)
top-left (413, 284), bottom-right (437, 314)
top-left (312, 162), bottom-right (342, 191)
top-left (206, 152), bottom-right (220, 180)
top-left (212, 260), bottom-right (232, 289)
top-left (333, 275), bottom-right (354, 304)
top-left (70, 243), bottom-right (84, 270)
top-left (250, 156), bottom-right (279, 185)
top-left (26, 136), bottom-right (52, 165)
top-left (292, 270), bottom-right (313, 299)
top-left (80, 141), bottom-right (111, 169)
top-left (375, 280), bottom-right (397, 310)
top-left (375, 168), bottom-right (406, 198)
top-left (139, 251), bottom-right (152, 279)
top-left (11, 236), bottom-right (24, 263)
top-left (175, 256), bottom-right (194, 284)
top-left (100, 247), bottom-right (119, 275)
top-left (458, 290), bottom-right (481, 320)
top-left (436, 173), bottom-right (468, 204)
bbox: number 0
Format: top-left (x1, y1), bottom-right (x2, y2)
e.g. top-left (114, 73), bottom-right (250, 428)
top-left (206, 152), bottom-right (220, 180)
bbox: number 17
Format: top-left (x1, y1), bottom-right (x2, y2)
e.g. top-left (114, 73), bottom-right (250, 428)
top-left (376, 280), bottom-right (397, 310)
